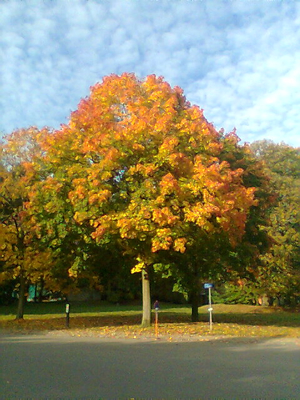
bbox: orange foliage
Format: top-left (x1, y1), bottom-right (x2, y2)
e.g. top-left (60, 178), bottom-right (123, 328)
top-left (27, 73), bottom-right (267, 276)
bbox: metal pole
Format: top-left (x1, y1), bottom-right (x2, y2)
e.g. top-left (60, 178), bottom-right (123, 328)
top-left (209, 287), bottom-right (212, 331)
top-left (155, 310), bottom-right (158, 339)
top-left (66, 303), bottom-right (70, 328)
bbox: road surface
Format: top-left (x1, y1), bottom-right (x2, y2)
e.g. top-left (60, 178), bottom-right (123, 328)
top-left (1, 334), bottom-right (299, 399)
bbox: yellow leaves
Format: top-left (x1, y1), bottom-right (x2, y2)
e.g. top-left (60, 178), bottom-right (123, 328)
top-left (160, 137), bottom-right (179, 152)
top-left (131, 261), bottom-right (145, 274)
top-left (88, 190), bottom-right (111, 206)
top-left (92, 179), bottom-right (100, 187)
top-left (13, 266), bottom-right (21, 279)
top-left (173, 238), bottom-right (187, 253)
top-left (184, 202), bottom-right (206, 223)
top-left (128, 200), bottom-right (138, 213)
top-left (144, 164), bottom-right (157, 176)
top-left (159, 173), bottom-right (179, 196)
top-left (142, 209), bottom-right (151, 219)
top-left (144, 180), bottom-right (155, 193)
top-left (69, 184), bottom-right (86, 201)
top-left (44, 201), bottom-right (58, 213)
top-left (151, 228), bottom-right (173, 252)
top-left (24, 249), bottom-right (53, 275)
top-left (224, 130), bottom-right (240, 145)
top-left (155, 195), bottom-right (165, 205)
top-left (207, 142), bottom-right (223, 155)
top-left (152, 207), bottom-right (179, 227)
top-left (106, 147), bottom-right (120, 162)
top-left (169, 153), bottom-right (193, 176)
top-left (91, 215), bottom-right (111, 241)
top-left (128, 164), bottom-right (144, 175)
top-left (91, 226), bottom-right (107, 241)
top-left (74, 211), bottom-right (89, 224)
top-left (101, 171), bottom-right (113, 181)
top-left (68, 266), bottom-right (78, 278)
top-left (127, 163), bottom-right (158, 179)
top-left (0, 232), bottom-right (54, 282)
top-left (131, 254), bottom-right (155, 273)
top-left (132, 143), bottom-right (145, 152)
top-left (156, 228), bottom-right (172, 239)
top-left (88, 194), bottom-right (99, 205)
top-left (117, 218), bottom-right (136, 239)
top-left (116, 208), bottom-right (153, 239)
top-left (0, 270), bottom-right (14, 284)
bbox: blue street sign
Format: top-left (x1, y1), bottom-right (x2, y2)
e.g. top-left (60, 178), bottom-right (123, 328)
top-left (204, 283), bottom-right (214, 289)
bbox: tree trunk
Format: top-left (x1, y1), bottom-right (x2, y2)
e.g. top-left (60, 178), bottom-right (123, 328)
top-left (191, 289), bottom-right (199, 322)
top-left (38, 277), bottom-right (44, 303)
top-left (141, 269), bottom-right (151, 327)
top-left (16, 274), bottom-right (26, 320)
top-left (34, 283), bottom-right (38, 303)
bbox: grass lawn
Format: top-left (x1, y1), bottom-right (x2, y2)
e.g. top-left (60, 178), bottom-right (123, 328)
top-left (0, 301), bottom-right (299, 340)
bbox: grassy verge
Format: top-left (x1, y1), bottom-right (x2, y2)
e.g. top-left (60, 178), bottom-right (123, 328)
top-left (0, 302), bottom-right (299, 339)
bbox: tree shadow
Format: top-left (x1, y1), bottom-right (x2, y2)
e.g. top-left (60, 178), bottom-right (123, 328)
top-left (1, 305), bottom-right (299, 330)
top-left (157, 311), bottom-right (300, 328)
top-left (210, 312), bottom-right (300, 328)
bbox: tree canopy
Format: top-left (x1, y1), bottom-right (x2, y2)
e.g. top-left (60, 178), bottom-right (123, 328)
top-left (5, 74), bottom-right (297, 322)
top-left (0, 128), bottom-right (54, 318)
top-left (250, 140), bottom-right (300, 304)
top-left (21, 73), bottom-right (272, 324)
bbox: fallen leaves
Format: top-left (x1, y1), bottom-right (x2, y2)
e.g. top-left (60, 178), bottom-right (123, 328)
top-left (1, 304), bottom-right (299, 340)
top-left (1, 317), bottom-right (299, 341)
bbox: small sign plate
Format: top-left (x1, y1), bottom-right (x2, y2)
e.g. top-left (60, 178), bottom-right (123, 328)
top-left (204, 283), bottom-right (214, 289)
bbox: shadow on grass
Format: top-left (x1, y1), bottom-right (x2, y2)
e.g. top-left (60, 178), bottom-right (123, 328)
top-left (0, 301), bottom-right (144, 316)
top-left (1, 301), bottom-right (299, 331)
top-left (0, 314), bottom-right (143, 333)
top-left (1, 311), bottom-right (299, 335)
top-left (207, 312), bottom-right (300, 328)
top-left (160, 311), bottom-right (300, 328)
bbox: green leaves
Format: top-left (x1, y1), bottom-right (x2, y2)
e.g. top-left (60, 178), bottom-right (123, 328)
top-left (4, 74), bottom-right (293, 323)
top-left (250, 140), bottom-right (300, 301)
top-left (22, 74), bottom-right (275, 322)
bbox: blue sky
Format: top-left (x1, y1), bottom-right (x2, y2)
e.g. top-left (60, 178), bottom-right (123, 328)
top-left (1, 0), bottom-right (299, 147)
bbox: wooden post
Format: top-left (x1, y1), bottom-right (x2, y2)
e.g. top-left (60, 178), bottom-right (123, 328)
top-left (155, 310), bottom-right (158, 338)
top-left (141, 269), bottom-right (151, 327)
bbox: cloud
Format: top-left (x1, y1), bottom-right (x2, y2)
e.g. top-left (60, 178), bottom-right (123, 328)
top-left (0, 0), bottom-right (299, 147)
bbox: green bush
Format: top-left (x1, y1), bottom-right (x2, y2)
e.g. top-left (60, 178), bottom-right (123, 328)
top-left (213, 284), bottom-right (258, 305)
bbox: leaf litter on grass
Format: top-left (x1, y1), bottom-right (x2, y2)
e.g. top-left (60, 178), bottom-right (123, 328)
top-left (1, 304), bottom-right (299, 340)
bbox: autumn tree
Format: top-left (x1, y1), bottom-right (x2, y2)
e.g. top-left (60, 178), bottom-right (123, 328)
top-left (26, 133), bottom-right (135, 302)
top-left (153, 134), bottom-right (272, 320)
top-left (0, 128), bottom-right (54, 318)
top-left (31, 73), bottom-right (271, 326)
top-left (250, 140), bottom-right (300, 304)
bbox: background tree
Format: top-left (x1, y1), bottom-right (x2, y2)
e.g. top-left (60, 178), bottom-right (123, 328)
top-left (32, 73), bottom-right (270, 325)
top-left (154, 135), bottom-right (272, 320)
top-left (0, 128), bottom-right (54, 318)
top-left (250, 140), bottom-right (300, 305)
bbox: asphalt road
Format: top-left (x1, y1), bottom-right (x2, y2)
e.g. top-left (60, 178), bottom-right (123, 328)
top-left (1, 334), bottom-right (299, 399)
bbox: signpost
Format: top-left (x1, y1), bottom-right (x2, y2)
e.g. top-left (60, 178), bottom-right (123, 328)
top-left (66, 303), bottom-right (70, 328)
top-left (153, 300), bottom-right (159, 339)
top-left (204, 283), bottom-right (214, 331)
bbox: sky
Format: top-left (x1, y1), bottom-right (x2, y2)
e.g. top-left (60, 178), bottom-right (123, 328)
top-left (1, 0), bottom-right (299, 147)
